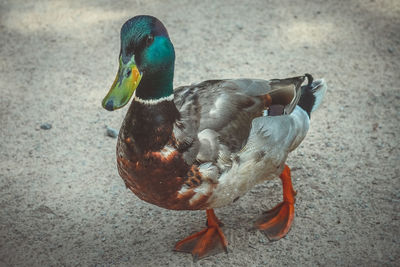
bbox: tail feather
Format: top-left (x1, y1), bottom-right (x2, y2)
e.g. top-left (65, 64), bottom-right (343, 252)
top-left (310, 79), bottom-right (327, 112)
top-left (297, 74), bottom-right (327, 118)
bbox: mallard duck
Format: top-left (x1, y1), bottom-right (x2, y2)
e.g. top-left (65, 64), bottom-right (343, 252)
top-left (102, 15), bottom-right (327, 260)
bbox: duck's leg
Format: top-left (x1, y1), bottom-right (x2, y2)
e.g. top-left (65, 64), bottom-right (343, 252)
top-left (174, 209), bottom-right (228, 261)
top-left (255, 164), bottom-right (296, 241)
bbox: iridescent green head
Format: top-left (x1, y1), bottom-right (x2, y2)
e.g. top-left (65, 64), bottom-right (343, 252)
top-left (102, 15), bottom-right (175, 111)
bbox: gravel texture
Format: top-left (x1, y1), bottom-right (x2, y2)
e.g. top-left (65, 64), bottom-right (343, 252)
top-left (0, 0), bottom-right (399, 266)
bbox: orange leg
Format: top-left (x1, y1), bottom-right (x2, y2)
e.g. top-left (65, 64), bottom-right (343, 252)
top-left (174, 209), bottom-right (228, 261)
top-left (255, 164), bottom-right (296, 241)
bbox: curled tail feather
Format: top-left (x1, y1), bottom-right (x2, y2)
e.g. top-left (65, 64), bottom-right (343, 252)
top-left (297, 74), bottom-right (327, 118)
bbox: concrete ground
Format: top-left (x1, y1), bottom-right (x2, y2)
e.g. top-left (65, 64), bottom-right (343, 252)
top-left (1, 0), bottom-right (399, 266)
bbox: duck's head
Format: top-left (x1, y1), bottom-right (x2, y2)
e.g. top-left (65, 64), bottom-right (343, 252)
top-left (102, 15), bottom-right (175, 111)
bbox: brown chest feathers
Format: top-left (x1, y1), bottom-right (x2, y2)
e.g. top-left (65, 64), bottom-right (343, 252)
top-left (116, 100), bottom-right (211, 210)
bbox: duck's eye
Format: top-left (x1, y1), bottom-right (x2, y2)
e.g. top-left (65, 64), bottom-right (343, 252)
top-left (146, 35), bottom-right (154, 46)
top-left (126, 69), bottom-right (131, 77)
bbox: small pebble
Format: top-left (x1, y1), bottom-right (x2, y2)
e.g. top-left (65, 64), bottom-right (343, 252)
top-left (106, 126), bottom-right (118, 138)
top-left (40, 123), bottom-right (52, 130)
top-left (325, 142), bottom-right (332, 147)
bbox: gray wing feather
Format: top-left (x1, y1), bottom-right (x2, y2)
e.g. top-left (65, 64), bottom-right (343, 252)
top-left (173, 76), bottom-right (305, 165)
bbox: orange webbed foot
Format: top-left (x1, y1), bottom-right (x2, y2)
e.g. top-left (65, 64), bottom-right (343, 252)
top-left (255, 200), bottom-right (294, 241)
top-left (174, 209), bottom-right (228, 261)
top-left (255, 164), bottom-right (296, 241)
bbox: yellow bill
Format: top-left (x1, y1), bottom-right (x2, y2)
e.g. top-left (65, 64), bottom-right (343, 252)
top-left (102, 56), bottom-right (142, 111)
